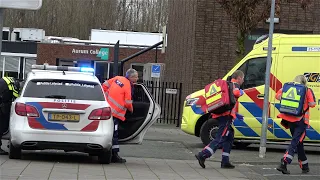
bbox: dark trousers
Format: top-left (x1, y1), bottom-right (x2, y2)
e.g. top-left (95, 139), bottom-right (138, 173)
top-left (0, 103), bottom-right (11, 147)
top-left (112, 117), bottom-right (120, 153)
top-left (199, 115), bottom-right (234, 163)
top-left (283, 119), bottom-right (308, 168)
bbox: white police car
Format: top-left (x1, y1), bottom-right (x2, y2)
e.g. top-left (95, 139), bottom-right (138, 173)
top-left (6, 64), bottom-right (161, 164)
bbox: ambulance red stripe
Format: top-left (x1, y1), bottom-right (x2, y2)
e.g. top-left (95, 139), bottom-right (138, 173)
top-left (244, 73), bottom-right (282, 116)
top-left (244, 88), bottom-right (264, 110)
top-left (270, 73), bottom-right (282, 92)
top-left (245, 88), bottom-right (271, 116)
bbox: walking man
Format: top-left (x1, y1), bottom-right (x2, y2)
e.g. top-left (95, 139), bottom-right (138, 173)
top-left (195, 70), bottom-right (244, 169)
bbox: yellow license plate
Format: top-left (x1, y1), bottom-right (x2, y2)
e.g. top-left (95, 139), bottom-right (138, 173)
top-left (48, 113), bottom-right (80, 122)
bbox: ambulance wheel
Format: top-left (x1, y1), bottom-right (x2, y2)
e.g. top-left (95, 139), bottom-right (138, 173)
top-left (98, 149), bottom-right (112, 164)
top-left (9, 141), bottom-right (21, 159)
top-left (200, 119), bottom-right (219, 146)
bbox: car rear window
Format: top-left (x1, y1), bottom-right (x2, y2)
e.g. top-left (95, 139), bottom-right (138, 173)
top-left (23, 79), bottom-right (105, 101)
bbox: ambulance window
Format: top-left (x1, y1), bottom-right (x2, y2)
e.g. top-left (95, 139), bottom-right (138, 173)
top-left (241, 57), bottom-right (267, 89)
top-left (238, 63), bottom-right (247, 75)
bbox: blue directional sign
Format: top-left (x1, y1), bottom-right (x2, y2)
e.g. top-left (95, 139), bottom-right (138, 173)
top-left (151, 64), bottom-right (161, 78)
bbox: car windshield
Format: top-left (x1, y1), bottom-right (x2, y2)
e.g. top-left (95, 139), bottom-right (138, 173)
top-left (23, 79), bottom-right (105, 101)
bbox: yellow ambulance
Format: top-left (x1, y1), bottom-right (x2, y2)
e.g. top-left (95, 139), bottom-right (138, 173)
top-left (181, 34), bottom-right (320, 147)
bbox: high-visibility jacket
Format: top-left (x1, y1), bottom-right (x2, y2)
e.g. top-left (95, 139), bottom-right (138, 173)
top-left (2, 77), bottom-right (19, 99)
top-left (102, 76), bottom-right (133, 121)
top-left (275, 87), bottom-right (316, 128)
top-left (212, 79), bottom-right (242, 120)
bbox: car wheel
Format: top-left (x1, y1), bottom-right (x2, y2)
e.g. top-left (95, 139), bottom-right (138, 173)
top-left (9, 141), bottom-right (21, 159)
top-left (233, 142), bottom-right (251, 149)
top-left (200, 118), bottom-right (219, 146)
top-left (98, 149), bottom-right (112, 164)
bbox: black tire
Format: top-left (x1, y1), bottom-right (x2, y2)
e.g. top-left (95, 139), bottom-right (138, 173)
top-left (98, 149), bottom-right (112, 164)
top-left (200, 118), bottom-right (219, 146)
top-left (233, 142), bottom-right (251, 149)
top-left (9, 141), bottom-right (21, 159)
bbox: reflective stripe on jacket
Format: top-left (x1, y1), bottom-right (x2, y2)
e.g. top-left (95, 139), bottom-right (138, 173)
top-left (102, 76), bottom-right (133, 121)
top-left (275, 88), bottom-right (316, 127)
top-left (2, 77), bottom-right (19, 98)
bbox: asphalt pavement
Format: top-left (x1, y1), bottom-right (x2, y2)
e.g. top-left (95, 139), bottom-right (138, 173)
top-left (0, 124), bottom-right (319, 180)
top-left (140, 124), bottom-right (320, 180)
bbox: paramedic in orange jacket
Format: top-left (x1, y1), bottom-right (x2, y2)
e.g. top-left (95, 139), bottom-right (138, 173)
top-left (102, 69), bottom-right (138, 163)
top-left (276, 75), bottom-right (316, 174)
top-left (195, 70), bottom-right (245, 169)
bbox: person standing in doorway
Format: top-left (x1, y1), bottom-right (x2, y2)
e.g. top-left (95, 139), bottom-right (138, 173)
top-left (102, 69), bottom-right (138, 163)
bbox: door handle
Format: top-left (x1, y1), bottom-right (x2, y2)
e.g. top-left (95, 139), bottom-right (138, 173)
top-left (257, 94), bottom-right (264, 99)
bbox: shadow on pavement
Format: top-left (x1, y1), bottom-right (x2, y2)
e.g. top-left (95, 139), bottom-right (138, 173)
top-left (190, 142), bottom-right (320, 155)
top-left (21, 150), bottom-right (98, 164)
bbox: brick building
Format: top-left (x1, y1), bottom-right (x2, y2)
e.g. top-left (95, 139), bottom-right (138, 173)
top-left (37, 43), bottom-right (165, 82)
top-left (164, 0), bottom-right (320, 100)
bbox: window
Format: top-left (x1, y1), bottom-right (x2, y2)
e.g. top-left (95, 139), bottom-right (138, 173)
top-left (23, 79), bottom-right (105, 101)
top-left (1, 56), bottom-right (20, 78)
top-left (25, 58), bottom-right (37, 78)
top-left (237, 57), bottom-right (268, 89)
top-left (132, 84), bottom-right (149, 103)
top-left (3, 31), bottom-right (9, 40)
top-left (108, 62), bottom-right (122, 79)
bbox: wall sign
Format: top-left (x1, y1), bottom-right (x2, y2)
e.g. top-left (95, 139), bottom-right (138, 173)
top-left (71, 48), bottom-right (109, 60)
top-left (151, 64), bottom-right (161, 78)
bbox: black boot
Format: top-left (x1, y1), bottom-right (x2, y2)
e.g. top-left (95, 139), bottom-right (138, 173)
top-left (276, 158), bottom-right (290, 174)
top-left (221, 162), bottom-right (235, 169)
top-left (195, 154), bottom-right (206, 169)
top-left (302, 167), bottom-right (310, 174)
top-left (0, 148), bottom-right (8, 155)
top-left (111, 152), bottom-right (126, 163)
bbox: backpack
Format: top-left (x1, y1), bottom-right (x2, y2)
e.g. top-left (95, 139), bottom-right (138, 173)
top-left (204, 79), bottom-right (236, 114)
top-left (279, 82), bottom-right (308, 116)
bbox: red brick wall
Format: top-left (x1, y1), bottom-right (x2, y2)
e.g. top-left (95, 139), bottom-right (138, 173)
top-left (37, 43), bottom-right (165, 74)
top-left (164, 0), bottom-right (197, 99)
top-left (165, 0), bottom-right (320, 100)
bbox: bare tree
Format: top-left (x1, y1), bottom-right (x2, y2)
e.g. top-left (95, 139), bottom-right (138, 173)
top-left (3, 0), bottom-right (168, 39)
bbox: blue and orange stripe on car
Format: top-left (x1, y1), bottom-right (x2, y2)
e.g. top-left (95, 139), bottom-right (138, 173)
top-left (26, 102), bottom-right (99, 132)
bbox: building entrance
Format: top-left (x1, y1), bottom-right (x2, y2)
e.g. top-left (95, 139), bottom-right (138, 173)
top-left (95, 61), bottom-right (109, 83)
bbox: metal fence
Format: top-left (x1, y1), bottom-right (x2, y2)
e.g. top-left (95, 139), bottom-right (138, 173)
top-left (143, 80), bottom-right (183, 127)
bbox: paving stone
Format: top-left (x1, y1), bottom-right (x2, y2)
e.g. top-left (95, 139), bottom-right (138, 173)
top-left (0, 147), bottom-right (249, 180)
top-left (0, 175), bottom-right (19, 180)
top-left (103, 164), bottom-right (132, 179)
top-left (78, 175), bottom-right (106, 180)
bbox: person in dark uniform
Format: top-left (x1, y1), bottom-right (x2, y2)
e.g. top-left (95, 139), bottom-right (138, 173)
top-left (0, 77), bottom-right (20, 155)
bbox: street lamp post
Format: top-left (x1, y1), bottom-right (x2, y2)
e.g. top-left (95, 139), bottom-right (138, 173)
top-left (259, 0), bottom-right (276, 158)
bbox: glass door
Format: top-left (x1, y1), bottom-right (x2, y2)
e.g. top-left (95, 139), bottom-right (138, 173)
top-left (24, 58), bottom-right (37, 79)
top-left (94, 61), bottom-right (109, 83)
